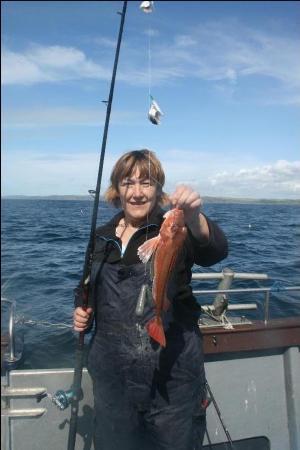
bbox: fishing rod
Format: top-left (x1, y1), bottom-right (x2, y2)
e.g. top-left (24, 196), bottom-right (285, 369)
top-left (205, 380), bottom-right (235, 450)
top-left (66, 2), bottom-right (128, 449)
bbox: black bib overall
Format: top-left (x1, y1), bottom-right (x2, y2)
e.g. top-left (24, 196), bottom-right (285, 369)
top-left (87, 232), bottom-right (207, 450)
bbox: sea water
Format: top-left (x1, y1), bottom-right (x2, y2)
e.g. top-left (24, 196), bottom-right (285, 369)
top-left (1, 199), bottom-right (300, 369)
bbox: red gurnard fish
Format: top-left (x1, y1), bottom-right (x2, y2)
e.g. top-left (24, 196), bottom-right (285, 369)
top-left (137, 208), bottom-right (187, 347)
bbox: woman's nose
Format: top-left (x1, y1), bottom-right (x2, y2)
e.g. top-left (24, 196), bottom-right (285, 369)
top-left (132, 183), bottom-right (143, 197)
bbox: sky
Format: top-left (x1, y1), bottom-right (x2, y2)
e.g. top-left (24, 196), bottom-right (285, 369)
top-left (2, 0), bottom-right (300, 199)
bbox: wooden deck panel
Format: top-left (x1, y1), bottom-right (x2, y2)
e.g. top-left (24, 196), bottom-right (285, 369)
top-left (201, 317), bottom-right (300, 354)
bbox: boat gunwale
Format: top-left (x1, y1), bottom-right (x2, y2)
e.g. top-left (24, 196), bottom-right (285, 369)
top-left (201, 316), bottom-right (300, 355)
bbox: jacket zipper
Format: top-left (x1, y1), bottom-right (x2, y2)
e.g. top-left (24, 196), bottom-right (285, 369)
top-left (121, 223), bottom-right (159, 258)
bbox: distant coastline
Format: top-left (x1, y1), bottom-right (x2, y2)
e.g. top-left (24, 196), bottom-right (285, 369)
top-left (2, 195), bottom-right (300, 205)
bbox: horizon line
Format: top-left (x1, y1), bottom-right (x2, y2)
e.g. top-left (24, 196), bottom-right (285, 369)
top-left (2, 194), bottom-right (300, 203)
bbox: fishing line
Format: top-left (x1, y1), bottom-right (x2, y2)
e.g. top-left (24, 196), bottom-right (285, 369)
top-left (144, 150), bottom-right (151, 278)
top-left (141, 1), bottom-right (163, 124)
top-left (135, 151), bottom-right (157, 317)
top-left (148, 19), bottom-right (152, 106)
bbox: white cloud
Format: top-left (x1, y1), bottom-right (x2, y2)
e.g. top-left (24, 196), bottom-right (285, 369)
top-left (1, 50), bottom-right (53, 85)
top-left (1, 45), bottom-right (111, 85)
top-left (2, 147), bottom-right (300, 199)
top-left (156, 149), bottom-right (300, 199)
top-left (174, 35), bottom-right (197, 47)
top-left (2, 18), bottom-right (299, 104)
top-left (210, 160), bottom-right (300, 198)
top-left (92, 37), bottom-right (117, 48)
top-left (151, 21), bottom-right (300, 97)
top-left (2, 107), bottom-right (143, 128)
top-left (29, 45), bottom-right (85, 68)
top-left (124, 20), bottom-right (300, 103)
top-left (1, 150), bottom-right (117, 196)
top-left (144, 28), bottom-right (160, 38)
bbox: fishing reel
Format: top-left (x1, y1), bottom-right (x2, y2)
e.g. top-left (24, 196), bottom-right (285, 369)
top-left (51, 388), bottom-right (83, 411)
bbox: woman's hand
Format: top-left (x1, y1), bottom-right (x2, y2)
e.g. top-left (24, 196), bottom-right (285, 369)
top-left (73, 307), bottom-right (94, 332)
top-left (169, 185), bottom-right (209, 242)
top-left (169, 185), bottom-right (202, 225)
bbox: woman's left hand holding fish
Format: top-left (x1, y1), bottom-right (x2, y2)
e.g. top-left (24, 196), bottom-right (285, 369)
top-left (169, 185), bottom-right (210, 244)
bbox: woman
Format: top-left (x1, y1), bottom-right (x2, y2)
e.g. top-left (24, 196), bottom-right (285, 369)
top-left (74, 149), bottom-right (228, 450)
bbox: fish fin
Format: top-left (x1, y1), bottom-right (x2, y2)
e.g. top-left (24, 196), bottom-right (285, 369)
top-left (146, 317), bottom-right (166, 347)
top-left (163, 294), bottom-right (171, 311)
top-left (137, 236), bottom-right (161, 264)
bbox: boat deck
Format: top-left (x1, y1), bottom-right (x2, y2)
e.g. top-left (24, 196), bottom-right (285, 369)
top-left (2, 272), bottom-right (300, 450)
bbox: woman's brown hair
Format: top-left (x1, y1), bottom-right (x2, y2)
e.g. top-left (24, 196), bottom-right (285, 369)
top-left (105, 149), bottom-right (168, 207)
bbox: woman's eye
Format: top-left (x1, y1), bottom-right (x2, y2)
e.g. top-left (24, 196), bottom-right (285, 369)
top-left (120, 180), bottom-right (151, 188)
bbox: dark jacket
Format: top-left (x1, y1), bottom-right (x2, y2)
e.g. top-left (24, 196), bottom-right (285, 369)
top-left (75, 206), bottom-right (228, 323)
top-left (82, 207), bottom-right (227, 450)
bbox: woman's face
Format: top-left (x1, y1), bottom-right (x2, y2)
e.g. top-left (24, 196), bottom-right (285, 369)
top-left (118, 167), bottom-right (159, 225)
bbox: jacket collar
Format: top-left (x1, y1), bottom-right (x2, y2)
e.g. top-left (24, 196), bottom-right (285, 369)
top-left (94, 205), bottom-right (166, 264)
top-left (100, 205), bottom-right (165, 233)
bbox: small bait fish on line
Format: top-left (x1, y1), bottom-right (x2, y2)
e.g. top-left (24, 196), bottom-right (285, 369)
top-left (148, 98), bottom-right (164, 125)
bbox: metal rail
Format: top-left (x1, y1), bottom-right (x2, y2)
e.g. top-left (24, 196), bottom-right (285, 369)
top-left (194, 286), bottom-right (300, 323)
top-left (1, 299), bottom-right (20, 365)
top-left (201, 303), bottom-right (258, 312)
top-left (1, 408), bottom-right (46, 418)
top-left (193, 286), bottom-right (300, 295)
top-left (192, 272), bottom-right (268, 280)
top-left (2, 276), bottom-right (299, 363)
top-left (1, 387), bottom-right (47, 398)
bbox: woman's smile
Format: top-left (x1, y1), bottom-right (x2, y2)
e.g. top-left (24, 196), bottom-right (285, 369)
top-left (118, 168), bottom-right (158, 225)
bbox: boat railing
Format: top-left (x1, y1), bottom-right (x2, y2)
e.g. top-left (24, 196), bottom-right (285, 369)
top-left (194, 285), bottom-right (300, 322)
top-left (192, 272), bottom-right (268, 280)
top-left (191, 270), bottom-right (300, 324)
top-left (1, 271), bottom-right (300, 366)
top-left (1, 298), bottom-right (22, 370)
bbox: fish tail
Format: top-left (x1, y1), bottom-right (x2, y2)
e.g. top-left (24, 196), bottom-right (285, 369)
top-left (146, 316), bottom-right (166, 347)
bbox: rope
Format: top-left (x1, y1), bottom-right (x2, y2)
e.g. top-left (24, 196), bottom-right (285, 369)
top-left (15, 316), bottom-right (72, 329)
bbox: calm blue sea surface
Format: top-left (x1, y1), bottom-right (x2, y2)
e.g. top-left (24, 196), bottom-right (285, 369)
top-left (1, 199), bottom-right (300, 369)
